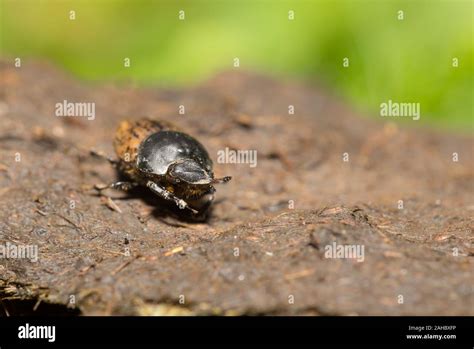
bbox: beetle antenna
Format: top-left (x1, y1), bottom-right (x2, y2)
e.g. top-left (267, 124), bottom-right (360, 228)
top-left (212, 176), bottom-right (232, 184)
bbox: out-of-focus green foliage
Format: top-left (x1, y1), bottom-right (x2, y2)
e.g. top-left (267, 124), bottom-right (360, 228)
top-left (1, 0), bottom-right (472, 130)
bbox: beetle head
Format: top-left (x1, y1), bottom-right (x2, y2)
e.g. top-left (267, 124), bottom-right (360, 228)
top-left (168, 159), bottom-right (211, 185)
top-left (168, 159), bottom-right (232, 185)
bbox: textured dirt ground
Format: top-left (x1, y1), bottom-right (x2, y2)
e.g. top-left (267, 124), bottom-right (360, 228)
top-left (0, 60), bottom-right (473, 315)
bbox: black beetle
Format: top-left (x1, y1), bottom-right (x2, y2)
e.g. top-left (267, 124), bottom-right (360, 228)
top-left (93, 118), bottom-right (231, 215)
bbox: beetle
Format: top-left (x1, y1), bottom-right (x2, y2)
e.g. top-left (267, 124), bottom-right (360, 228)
top-left (93, 118), bottom-right (231, 215)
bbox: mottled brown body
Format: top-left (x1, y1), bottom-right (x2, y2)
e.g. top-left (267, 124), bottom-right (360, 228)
top-left (113, 118), bottom-right (177, 183)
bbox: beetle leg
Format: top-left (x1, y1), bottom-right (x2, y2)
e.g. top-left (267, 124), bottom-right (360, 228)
top-left (90, 149), bottom-right (119, 167)
top-left (146, 181), bottom-right (198, 214)
top-left (95, 181), bottom-right (137, 192)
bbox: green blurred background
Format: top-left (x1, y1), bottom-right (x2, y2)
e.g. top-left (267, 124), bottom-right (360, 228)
top-left (1, 0), bottom-right (472, 131)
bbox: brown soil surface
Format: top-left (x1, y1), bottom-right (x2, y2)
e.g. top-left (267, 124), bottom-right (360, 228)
top-left (0, 60), bottom-right (472, 315)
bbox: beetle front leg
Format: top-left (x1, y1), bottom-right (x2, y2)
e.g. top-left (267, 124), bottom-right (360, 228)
top-left (146, 181), bottom-right (198, 214)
